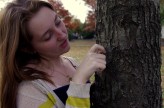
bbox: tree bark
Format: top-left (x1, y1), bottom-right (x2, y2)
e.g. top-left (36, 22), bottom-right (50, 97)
top-left (90, 0), bottom-right (162, 108)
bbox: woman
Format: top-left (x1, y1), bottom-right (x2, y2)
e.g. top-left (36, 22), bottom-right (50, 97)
top-left (0, 0), bottom-right (106, 108)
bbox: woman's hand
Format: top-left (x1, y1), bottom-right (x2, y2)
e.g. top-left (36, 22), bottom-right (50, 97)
top-left (72, 44), bottom-right (106, 84)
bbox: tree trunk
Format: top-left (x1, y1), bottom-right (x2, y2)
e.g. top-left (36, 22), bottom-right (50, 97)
top-left (90, 0), bottom-right (162, 108)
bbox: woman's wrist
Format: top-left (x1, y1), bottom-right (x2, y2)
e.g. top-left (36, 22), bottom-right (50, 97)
top-left (72, 73), bottom-right (88, 84)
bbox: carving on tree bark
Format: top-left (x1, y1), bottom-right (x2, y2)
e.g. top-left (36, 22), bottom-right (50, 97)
top-left (91, 0), bottom-right (162, 108)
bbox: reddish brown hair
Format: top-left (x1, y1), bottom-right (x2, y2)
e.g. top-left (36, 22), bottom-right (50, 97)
top-left (0, 0), bottom-right (54, 108)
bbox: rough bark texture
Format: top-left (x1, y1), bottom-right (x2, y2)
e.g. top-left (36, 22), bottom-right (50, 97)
top-left (90, 0), bottom-right (162, 108)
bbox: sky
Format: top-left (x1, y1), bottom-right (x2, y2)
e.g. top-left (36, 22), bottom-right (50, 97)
top-left (0, 0), bottom-right (91, 23)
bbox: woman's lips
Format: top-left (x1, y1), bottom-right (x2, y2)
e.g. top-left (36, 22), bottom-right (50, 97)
top-left (60, 39), bottom-right (68, 48)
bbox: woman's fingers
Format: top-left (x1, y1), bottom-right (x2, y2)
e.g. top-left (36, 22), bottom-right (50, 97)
top-left (97, 63), bottom-right (106, 72)
top-left (88, 53), bottom-right (106, 60)
top-left (72, 44), bottom-right (106, 84)
top-left (96, 59), bottom-right (106, 65)
top-left (93, 58), bottom-right (106, 71)
top-left (89, 44), bottom-right (106, 54)
top-left (87, 54), bottom-right (106, 72)
top-left (94, 53), bottom-right (106, 60)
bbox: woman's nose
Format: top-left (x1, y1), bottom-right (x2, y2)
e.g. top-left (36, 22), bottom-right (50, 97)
top-left (55, 28), bottom-right (66, 40)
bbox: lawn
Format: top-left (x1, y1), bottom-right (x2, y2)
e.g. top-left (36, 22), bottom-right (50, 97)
top-left (64, 39), bottom-right (96, 62)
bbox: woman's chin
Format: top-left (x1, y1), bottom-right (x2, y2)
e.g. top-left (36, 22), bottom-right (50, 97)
top-left (63, 44), bottom-right (70, 53)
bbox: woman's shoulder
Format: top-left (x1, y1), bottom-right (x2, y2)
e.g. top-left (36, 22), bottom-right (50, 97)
top-left (18, 80), bottom-right (55, 94)
top-left (17, 80), bottom-right (48, 108)
top-left (17, 80), bottom-right (63, 108)
top-left (17, 80), bottom-right (46, 99)
top-left (18, 81), bottom-right (37, 93)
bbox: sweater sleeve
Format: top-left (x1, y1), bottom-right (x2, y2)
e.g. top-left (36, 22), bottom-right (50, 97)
top-left (66, 81), bottom-right (91, 108)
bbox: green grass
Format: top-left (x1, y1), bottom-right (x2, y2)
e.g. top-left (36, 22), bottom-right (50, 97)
top-left (64, 39), bottom-right (96, 62)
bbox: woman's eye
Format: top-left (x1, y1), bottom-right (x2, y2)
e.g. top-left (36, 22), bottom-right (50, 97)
top-left (55, 17), bottom-right (61, 26)
top-left (55, 21), bottom-right (61, 26)
top-left (44, 33), bottom-right (52, 41)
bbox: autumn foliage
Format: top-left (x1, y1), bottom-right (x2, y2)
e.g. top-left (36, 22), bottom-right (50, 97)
top-left (48, 0), bottom-right (72, 29)
top-left (48, 0), bottom-right (83, 31)
top-left (48, 0), bottom-right (96, 39)
top-left (83, 0), bottom-right (96, 31)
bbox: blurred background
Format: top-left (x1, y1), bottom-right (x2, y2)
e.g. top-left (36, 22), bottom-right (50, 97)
top-left (1, 0), bottom-right (164, 42)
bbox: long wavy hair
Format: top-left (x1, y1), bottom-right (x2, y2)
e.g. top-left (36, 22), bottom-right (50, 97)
top-left (0, 0), bottom-right (54, 108)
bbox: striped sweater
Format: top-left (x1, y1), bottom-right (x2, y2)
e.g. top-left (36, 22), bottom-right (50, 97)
top-left (17, 80), bottom-right (91, 108)
top-left (17, 57), bottom-right (91, 108)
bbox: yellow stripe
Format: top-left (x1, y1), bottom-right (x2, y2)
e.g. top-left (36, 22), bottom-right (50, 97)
top-left (47, 93), bottom-right (56, 104)
top-left (66, 96), bottom-right (90, 107)
top-left (39, 93), bottom-right (56, 108)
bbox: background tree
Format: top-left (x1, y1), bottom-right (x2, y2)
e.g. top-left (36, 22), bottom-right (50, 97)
top-left (48, 0), bottom-right (84, 40)
top-left (69, 18), bottom-right (82, 31)
top-left (83, 0), bottom-right (96, 31)
top-left (48, 0), bottom-right (76, 30)
top-left (84, 11), bottom-right (95, 31)
top-left (90, 0), bottom-right (162, 108)
top-left (68, 18), bottom-right (83, 40)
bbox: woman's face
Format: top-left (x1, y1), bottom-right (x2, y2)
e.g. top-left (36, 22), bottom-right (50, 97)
top-left (27, 7), bottom-right (70, 60)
